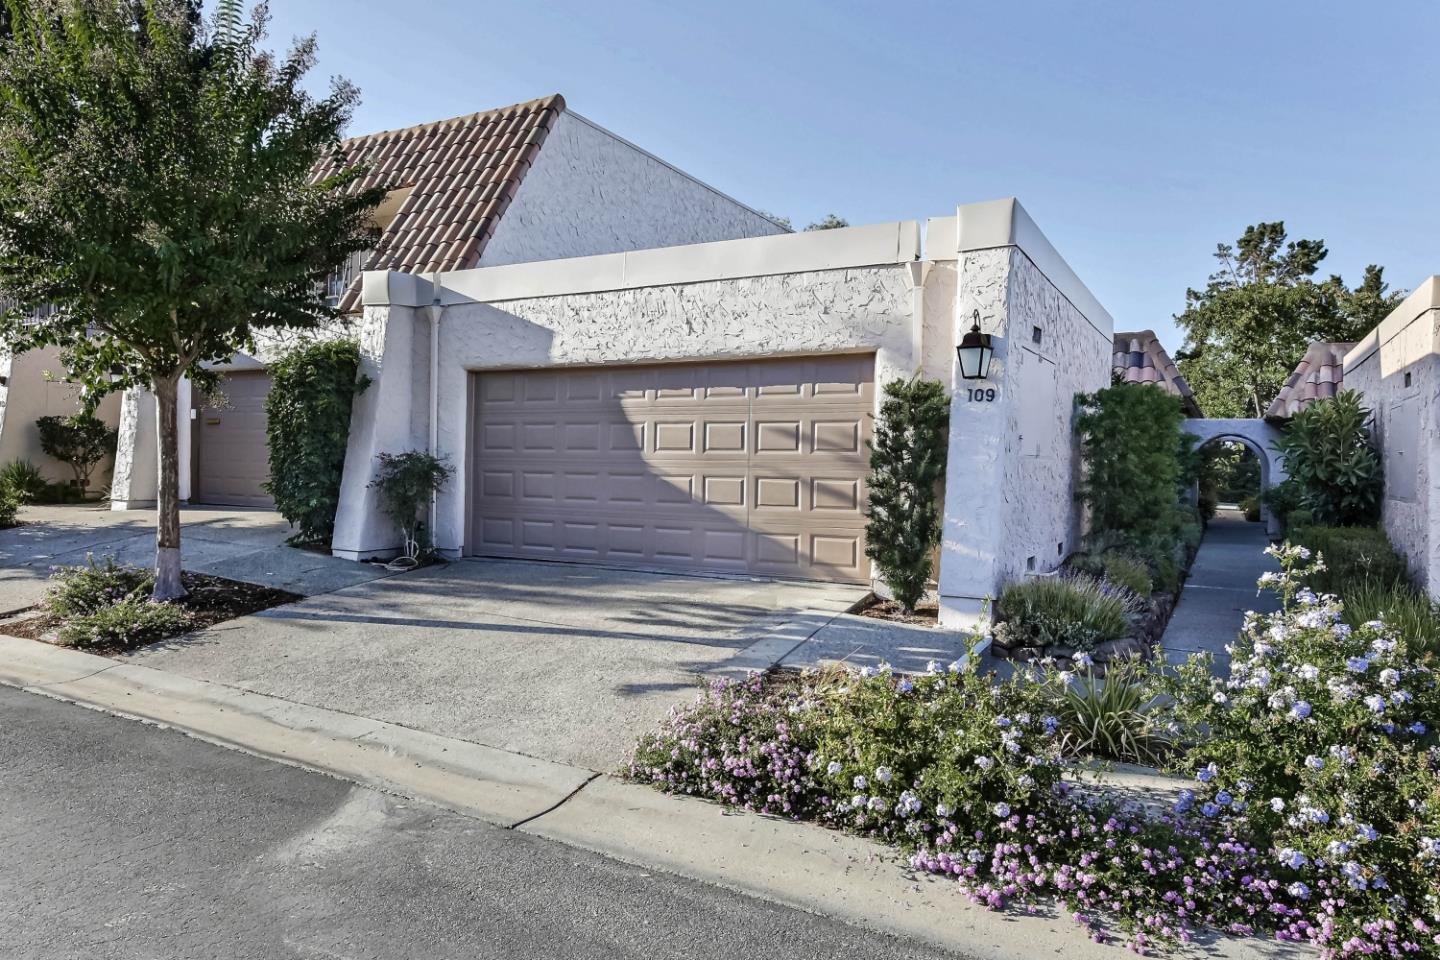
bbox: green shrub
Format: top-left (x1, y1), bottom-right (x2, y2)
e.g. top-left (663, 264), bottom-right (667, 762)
top-left (0, 458), bottom-right (47, 502)
top-left (1240, 495), bottom-right (1261, 523)
top-left (369, 451), bottom-right (453, 561)
top-left (263, 338), bottom-right (370, 545)
top-left (47, 555), bottom-right (153, 618)
top-left (1261, 479), bottom-right (1305, 534)
top-left (1273, 390), bottom-right (1382, 526)
top-left (1289, 524), bottom-right (1408, 595)
top-left (1055, 658), bottom-right (1170, 765)
top-left (0, 488), bottom-right (19, 528)
top-left (36, 413), bottom-right (117, 493)
top-left (1076, 384), bottom-right (1186, 550)
top-left (995, 574), bottom-right (1139, 652)
top-left (1340, 578), bottom-right (1440, 657)
top-left (56, 594), bottom-right (193, 650)
top-left (1099, 551), bottom-right (1152, 598)
top-left (864, 376), bottom-right (948, 613)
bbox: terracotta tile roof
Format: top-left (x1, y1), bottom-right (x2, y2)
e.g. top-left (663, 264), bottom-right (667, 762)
top-left (312, 94), bottom-right (566, 312)
top-left (1112, 331), bottom-right (1202, 417)
top-left (1264, 341), bottom-right (1354, 420)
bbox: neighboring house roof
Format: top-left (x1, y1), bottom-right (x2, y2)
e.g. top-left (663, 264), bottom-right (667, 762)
top-left (1264, 341), bottom-right (1355, 420)
top-left (1112, 330), bottom-right (1202, 417)
top-left (313, 94), bottom-right (566, 312)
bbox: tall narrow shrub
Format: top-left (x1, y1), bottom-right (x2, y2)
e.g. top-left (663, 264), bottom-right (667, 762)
top-left (865, 376), bottom-right (949, 613)
top-left (1272, 390), bottom-right (1382, 526)
top-left (1076, 384), bottom-right (1185, 549)
top-left (263, 339), bottom-right (369, 544)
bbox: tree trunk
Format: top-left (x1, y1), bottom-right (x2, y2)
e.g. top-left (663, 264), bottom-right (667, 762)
top-left (152, 374), bottom-right (186, 601)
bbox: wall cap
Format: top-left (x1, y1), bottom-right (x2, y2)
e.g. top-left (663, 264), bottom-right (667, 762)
top-left (1345, 275), bottom-right (1440, 371)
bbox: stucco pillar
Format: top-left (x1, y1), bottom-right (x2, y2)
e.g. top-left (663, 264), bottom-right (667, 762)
top-left (110, 387), bottom-right (158, 509)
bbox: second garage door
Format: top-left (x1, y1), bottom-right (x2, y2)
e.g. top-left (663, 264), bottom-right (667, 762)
top-left (193, 370), bottom-right (274, 508)
top-left (470, 355), bottom-right (874, 582)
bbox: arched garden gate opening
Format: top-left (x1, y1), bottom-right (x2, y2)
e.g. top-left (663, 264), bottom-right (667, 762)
top-left (1181, 419), bottom-right (1288, 540)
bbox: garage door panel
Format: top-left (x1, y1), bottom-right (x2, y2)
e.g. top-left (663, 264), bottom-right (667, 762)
top-left (195, 370), bottom-right (274, 508)
top-left (471, 356), bottom-right (873, 582)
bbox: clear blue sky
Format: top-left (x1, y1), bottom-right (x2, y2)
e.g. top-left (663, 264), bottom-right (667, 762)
top-left (265, 0), bottom-right (1438, 350)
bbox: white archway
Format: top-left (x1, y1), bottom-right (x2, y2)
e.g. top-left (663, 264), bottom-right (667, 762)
top-left (1182, 418), bottom-right (1288, 538)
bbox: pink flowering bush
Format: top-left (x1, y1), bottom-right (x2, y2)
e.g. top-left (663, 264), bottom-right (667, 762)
top-left (1162, 543), bottom-right (1440, 956)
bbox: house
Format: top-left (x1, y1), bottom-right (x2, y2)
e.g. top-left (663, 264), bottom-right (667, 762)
top-left (329, 197), bottom-right (1116, 628)
top-left (1112, 330), bottom-right (1202, 416)
top-left (0, 343), bottom-right (123, 490)
top-left (107, 93), bottom-right (787, 508)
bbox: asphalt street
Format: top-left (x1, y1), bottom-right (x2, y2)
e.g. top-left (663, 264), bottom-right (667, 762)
top-left (0, 685), bottom-right (957, 960)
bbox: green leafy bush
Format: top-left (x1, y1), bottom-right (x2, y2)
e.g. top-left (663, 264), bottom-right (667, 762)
top-left (1262, 479), bottom-right (1306, 535)
top-left (995, 573), bottom-right (1139, 652)
top-left (263, 339), bottom-right (370, 545)
top-left (1160, 544), bottom-right (1440, 955)
top-left (1099, 551), bottom-right (1152, 598)
top-left (1340, 578), bottom-right (1440, 658)
top-left (56, 595), bottom-right (193, 650)
top-left (0, 458), bottom-right (47, 502)
top-left (1054, 658), bottom-right (1171, 765)
top-left (369, 451), bottom-right (453, 561)
top-left (1289, 524), bottom-right (1408, 596)
top-left (47, 555), bottom-right (153, 618)
top-left (1241, 495), bottom-right (1261, 523)
top-left (36, 413), bottom-right (117, 493)
top-left (0, 489), bottom-right (18, 528)
top-left (1273, 390), bottom-right (1382, 526)
top-left (864, 376), bottom-right (948, 613)
top-left (1076, 384), bottom-right (1186, 550)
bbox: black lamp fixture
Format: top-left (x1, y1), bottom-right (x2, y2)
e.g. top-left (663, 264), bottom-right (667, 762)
top-left (956, 309), bottom-right (994, 380)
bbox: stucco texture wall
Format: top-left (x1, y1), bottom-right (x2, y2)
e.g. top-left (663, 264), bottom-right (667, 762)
top-left (1345, 305), bottom-right (1440, 599)
top-left (478, 111), bottom-right (787, 268)
top-left (332, 265), bottom-right (918, 558)
top-left (0, 346), bottom-right (122, 486)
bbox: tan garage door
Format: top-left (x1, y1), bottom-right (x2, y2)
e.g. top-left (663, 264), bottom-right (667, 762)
top-left (470, 355), bottom-right (874, 582)
top-left (194, 370), bottom-right (273, 508)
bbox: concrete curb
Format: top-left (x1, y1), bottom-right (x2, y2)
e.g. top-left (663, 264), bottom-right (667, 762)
top-left (0, 636), bottom-right (1286, 960)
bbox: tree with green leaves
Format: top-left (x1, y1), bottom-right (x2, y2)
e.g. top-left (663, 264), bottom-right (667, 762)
top-left (865, 376), bottom-right (949, 613)
top-left (0, 0), bottom-right (383, 598)
top-left (1075, 383), bottom-right (1185, 550)
top-left (1175, 223), bottom-right (1404, 418)
top-left (805, 214), bottom-right (849, 231)
top-left (36, 413), bottom-right (118, 492)
top-left (1273, 390), bottom-right (1382, 527)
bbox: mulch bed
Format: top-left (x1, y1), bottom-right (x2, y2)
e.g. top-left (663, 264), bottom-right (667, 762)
top-left (0, 571), bottom-right (300, 650)
top-left (851, 594), bottom-right (941, 626)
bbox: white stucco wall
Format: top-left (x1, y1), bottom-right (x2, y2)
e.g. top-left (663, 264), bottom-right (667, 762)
top-left (479, 111), bottom-right (787, 268)
top-left (1345, 277), bottom-right (1440, 598)
top-left (0, 346), bottom-right (123, 487)
top-left (331, 259), bottom-right (918, 559)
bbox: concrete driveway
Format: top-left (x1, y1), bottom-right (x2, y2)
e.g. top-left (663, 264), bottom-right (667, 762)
top-left (0, 504), bottom-right (391, 614)
top-left (124, 558), bottom-right (862, 770)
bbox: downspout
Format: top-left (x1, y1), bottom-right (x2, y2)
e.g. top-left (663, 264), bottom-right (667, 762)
top-left (424, 272), bottom-right (445, 548)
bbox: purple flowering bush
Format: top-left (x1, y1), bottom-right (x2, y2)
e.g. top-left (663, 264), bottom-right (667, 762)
top-left (1161, 543), bottom-right (1440, 956)
top-left (631, 656), bottom-right (1301, 952)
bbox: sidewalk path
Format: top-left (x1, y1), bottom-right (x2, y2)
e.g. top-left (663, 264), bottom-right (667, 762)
top-left (1162, 509), bottom-right (1280, 672)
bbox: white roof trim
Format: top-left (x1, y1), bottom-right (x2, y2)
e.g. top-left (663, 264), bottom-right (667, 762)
top-left (1345, 275), bottom-right (1440, 370)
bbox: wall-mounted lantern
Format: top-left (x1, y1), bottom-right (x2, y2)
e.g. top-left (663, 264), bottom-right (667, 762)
top-left (956, 310), bottom-right (994, 380)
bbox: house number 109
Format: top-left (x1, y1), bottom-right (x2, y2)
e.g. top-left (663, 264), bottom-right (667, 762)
top-left (965, 388), bottom-right (997, 403)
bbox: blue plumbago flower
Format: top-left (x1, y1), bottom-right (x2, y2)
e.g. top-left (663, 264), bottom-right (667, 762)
top-left (995, 716), bottom-right (1011, 728)
top-left (1196, 763), bottom-right (1218, 783)
top-left (897, 791), bottom-right (922, 816)
top-left (1341, 861), bottom-right (1367, 890)
top-left (1307, 807), bottom-right (1330, 824)
top-left (1304, 755), bottom-right (1325, 771)
top-left (1290, 701), bottom-right (1312, 720)
top-left (850, 794), bottom-right (867, 808)
top-left (1378, 667), bottom-right (1400, 687)
top-left (992, 802), bottom-right (1011, 818)
top-left (1041, 715), bottom-right (1059, 735)
top-left (1270, 797), bottom-right (1285, 813)
top-left (1418, 836), bottom-right (1440, 860)
top-left (1017, 774), bottom-right (1035, 789)
top-left (1297, 663), bottom-right (1320, 680)
top-left (947, 659), bottom-right (964, 673)
top-left (1355, 823), bottom-right (1379, 843)
top-left (1329, 744), bottom-right (1356, 765)
top-left (867, 796), bottom-right (889, 813)
top-left (1363, 694), bottom-right (1387, 713)
top-left (853, 774), bottom-right (869, 790)
top-left (1073, 651), bottom-right (1095, 670)
top-left (935, 801), bottom-right (953, 818)
top-left (925, 660), bottom-right (941, 674)
top-left (896, 678), bottom-right (914, 694)
top-left (1287, 881), bottom-right (1311, 900)
top-left (974, 755), bottom-right (995, 770)
top-left (875, 766), bottom-right (893, 783)
top-left (1346, 655), bottom-right (1371, 673)
top-left (1391, 689), bottom-right (1412, 705)
top-left (1328, 840), bottom-right (1352, 857)
top-left (1174, 789), bottom-right (1195, 814)
top-left (1410, 721), bottom-right (1427, 735)
top-left (826, 760), bottom-right (843, 775)
top-left (1215, 791), bottom-right (1233, 806)
top-left (1279, 848), bottom-right (1309, 870)
top-left (858, 666), bottom-right (877, 679)
top-left (1212, 691), bottom-right (1228, 705)
top-left (1232, 799), bottom-right (1248, 812)
top-left (1201, 802), bottom-right (1220, 818)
